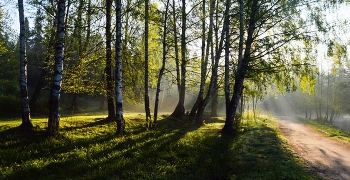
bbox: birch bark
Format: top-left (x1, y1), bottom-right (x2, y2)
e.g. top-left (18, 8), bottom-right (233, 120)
top-left (48, 0), bottom-right (65, 137)
top-left (18, 0), bottom-right (33, 129)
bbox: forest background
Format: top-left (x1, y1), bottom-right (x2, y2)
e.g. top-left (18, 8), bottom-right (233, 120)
top-left (1, 0), bottom-right (350, 136)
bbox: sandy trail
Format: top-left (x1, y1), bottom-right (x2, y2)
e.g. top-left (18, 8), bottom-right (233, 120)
top-left (277, 116), bottom-right (350, 180)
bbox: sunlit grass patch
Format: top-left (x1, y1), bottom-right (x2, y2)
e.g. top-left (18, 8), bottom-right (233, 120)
top-left (0, 113), bottom-right (315, 179)
top-left (299, 118), bottom-right (350, 143)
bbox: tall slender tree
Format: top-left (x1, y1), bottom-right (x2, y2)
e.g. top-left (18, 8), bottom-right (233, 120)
top-left (115, 0), bottom-right (125, 135)
top-left (222, 0), bottom-right (256, 136)
top-left (18, 0), bottom-right (33, 129)
top-left (224, 0), bottom-right (231, 121)
top-left (106, 0), bottom-right (115, 120)
top-left (189, 0), bottom-right (206, 117)
top-left (154, 0), bottom-right (170, 126)
top-left (171, 0), bottom-right (181, 97)
top-left (66, 0), bottom-right (84, 114)
top-left (48, 0), bottom-right (66, 137)
top-left (196, 0), bottom-right (226, 124)
top-left (171, 0), bottom-right (186, 118)
top-left (144, 0), bottom-right (151, 126)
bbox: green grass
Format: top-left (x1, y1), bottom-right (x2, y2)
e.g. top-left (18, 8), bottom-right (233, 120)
top-left (299, 118), bottom-right (350, 143)
top-left (0, 113), bottom-right (316, 179)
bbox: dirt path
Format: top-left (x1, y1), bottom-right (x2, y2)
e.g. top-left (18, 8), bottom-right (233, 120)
top-left (277, 116), bottom-right (350, 180)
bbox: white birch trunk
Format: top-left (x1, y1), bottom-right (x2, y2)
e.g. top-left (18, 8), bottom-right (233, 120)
top-left (115, 0), bottom-right (125, 135)
top-left (18, 0), bottom-right (33, 129)
top-left (48, 0), bottom-right (65, 137)
top-left (144, 0), bottom-right (151, 126)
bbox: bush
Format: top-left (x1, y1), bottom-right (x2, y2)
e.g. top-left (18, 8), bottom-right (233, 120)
top-left (0, 95), bottom-right (21, 117)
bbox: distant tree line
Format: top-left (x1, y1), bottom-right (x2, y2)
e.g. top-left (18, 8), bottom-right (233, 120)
top-left (0, 0), bottom-right (348, 137)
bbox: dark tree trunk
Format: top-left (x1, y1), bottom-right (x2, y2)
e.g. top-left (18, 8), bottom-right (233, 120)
top-left (189, 0), bottom-right (206, 117)
top-left (240, 93), bottom-right (244, 114)
top-left (222, 0), bottom-right (257, 136)
top-left (66, 94), bottom-right (80, 114)
top-left (224, 0), bottom-right (231, 121)
top-left (171, 0), bottom-right (187, 118)
top-left (154, 0), bottom-right (170, 127)
top-left (106, 0), bottom-right (115, 121)
top-left (48, 0), bottom-right (65, 137)
top-left (29, 68), bottom-right (46, 109)
top-left (195, 0), bottom-right (225, 125)
top-left (172, 0), bottom-right (180, 94)
top-left (18, 0), bottom-right (33, 129)
top-left (211, 87), bottom-right (218, 117)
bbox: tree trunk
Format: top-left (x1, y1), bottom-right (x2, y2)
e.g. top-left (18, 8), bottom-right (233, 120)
top-left (115, 0), bottom-right (125, 135)
top-left (154, 0), bottom-right (170, 127)
top-left (172, 0), bottom-right (181, 94)
top-left (29, 68), bottom-right (46, 109)
top-left (224, 0), bottom-right (231, 121)
top-left (67, 94), bottom-right (80, 114)
top-left (211, 0), bottom-right (219, 118)
top-left (106, 0), bottom-right (115, 121)
top-left (48, 0), bottom-right (65, 137)
top-left (211, 87), bottom-right (218, 117)
top-left (171, 0), bottom-right (187, 118)
top-left (195, 0), bottom-right (225, 125)
top-left (66, 0), bottom-right (84, 115)
top-left (240, 93), bottom-right (244, 114)
top-left (18, 0), bottom-right (33, 129)
top-left (222, 0), bottom-right (257, 136)
top-left (144, 0), bottom-right (151, 126)
top-left (189, 0), bottom-right (206, 117)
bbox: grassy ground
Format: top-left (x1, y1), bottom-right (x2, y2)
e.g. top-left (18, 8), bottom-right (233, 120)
top-left (299, 118), bottom-right (350, 144)
top-left (0, 112), bottom-right (316, 180)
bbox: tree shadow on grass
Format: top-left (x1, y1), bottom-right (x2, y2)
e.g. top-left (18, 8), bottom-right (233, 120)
top-left (59, 117), bottom-right (113, 131)
top-left (1, 115), bottom-right (312, 180)
top-left (1, 114), bottom-right (203, 179)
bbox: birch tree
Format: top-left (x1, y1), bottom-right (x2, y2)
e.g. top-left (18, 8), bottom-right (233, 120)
top-left (171, 0), bottom-right (187, 118)
top-left (189, 0), bottom-right (207, 117)
top-left (195, 0), bottom-right (226, 124)
top-left (172, 0), bottom-right (181, 95)
top-left (153, 0), bottom-right (170, 127)
top-left (144, 0), bottom-right (151, 126)
top-left (222, 0), bottom-right (256, 136)
top-left (115, 0), bottom-right (125, 135)
top-left (48, 0), bottom-right (65, 137)
top-left (224, 0), bottom-right (231, 121)
top-left (18, 0), bottom-right (33, 129)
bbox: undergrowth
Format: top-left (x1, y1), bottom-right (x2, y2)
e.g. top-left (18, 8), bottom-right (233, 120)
top-left (0, 113), bottom-right (316, 179)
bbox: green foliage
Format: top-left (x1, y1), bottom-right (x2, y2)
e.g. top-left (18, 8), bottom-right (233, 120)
top-left (0, 49), bottom-right (19, 96)
top-left (0, 8), bottom-right (19, 96)
top-left (0, 114), bottom-right (315, 179)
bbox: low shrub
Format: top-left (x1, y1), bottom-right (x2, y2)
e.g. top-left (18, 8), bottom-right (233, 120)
top-left (0, 95), bottom-right (20, 117)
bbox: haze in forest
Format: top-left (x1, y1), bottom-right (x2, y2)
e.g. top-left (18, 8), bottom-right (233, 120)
top-left (1, 0), bottom-right (350, 136)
